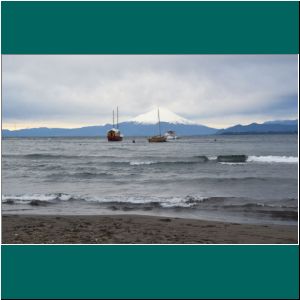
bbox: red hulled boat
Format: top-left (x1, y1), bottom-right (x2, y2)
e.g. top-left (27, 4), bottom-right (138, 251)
top-left (107, 107), bottom-right (123, 142)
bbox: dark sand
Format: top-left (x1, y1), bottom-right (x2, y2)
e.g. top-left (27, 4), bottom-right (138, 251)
top-left (2, 214), bottom-right (298, 244)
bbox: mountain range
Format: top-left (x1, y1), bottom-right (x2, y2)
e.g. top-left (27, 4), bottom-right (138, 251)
top-left (218, 120), bottom-right (298, 135)
top-left (2, 108), bottom-right (298, 137)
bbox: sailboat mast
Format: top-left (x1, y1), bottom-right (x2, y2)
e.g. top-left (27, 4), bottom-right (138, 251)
top-left (113, 110), bottom-right (115, 128)
top-left (117, 106), bottom-right (119, 129)
top-left (158, 108), bottom-right (161, 136)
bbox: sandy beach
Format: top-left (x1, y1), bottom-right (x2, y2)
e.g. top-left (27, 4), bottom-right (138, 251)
top-left (2, 214), bottom-right (298, 244)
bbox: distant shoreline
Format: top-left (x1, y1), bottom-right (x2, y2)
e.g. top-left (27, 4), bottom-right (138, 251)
top-left (2, 214), bottom-right (297, 244)
top-left (2, 132), bottom-right (298, 138)
top-left (218, 131), bottom-right (298, 135)
top-left (2, 118), bottom-right (298, 137)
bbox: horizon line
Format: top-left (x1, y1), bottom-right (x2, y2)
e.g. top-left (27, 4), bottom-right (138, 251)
top-left (2, 118), bottom-right (298, 132)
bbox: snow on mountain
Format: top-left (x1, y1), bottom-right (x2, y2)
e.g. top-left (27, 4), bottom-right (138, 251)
top-left (129, 107), bottom-right (196, 125)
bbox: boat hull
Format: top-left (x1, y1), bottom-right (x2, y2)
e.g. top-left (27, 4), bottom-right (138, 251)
top-left (107, 136), bottom-right (123, 142)
top-left (107, 129), bottom-right (123, 142)
top-left (148, 136), bottom-right (167, 143)
top-left (166, 136), bottom-right (177, 141)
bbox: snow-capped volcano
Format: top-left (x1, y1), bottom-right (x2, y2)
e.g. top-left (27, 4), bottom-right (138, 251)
top-left (129, 107), bottom-right (196, 125)
top-left (3, 107), bottom-right (219, 137)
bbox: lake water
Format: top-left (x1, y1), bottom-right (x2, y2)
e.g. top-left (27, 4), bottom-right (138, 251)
top-left (1, 134), bottom-right (298, 225)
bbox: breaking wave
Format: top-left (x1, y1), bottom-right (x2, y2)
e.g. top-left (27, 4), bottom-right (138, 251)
top-left (247, 156), bottom-right (298, 164)
top-left (3, 153), bottom-right (117, 160)
top-left (128, 160), bottom-right (200, 166)
top-left (3, 193), bottom-right (297, 221)
top-left (3, 153), bottom-right (298, 165)
top-left (114, 155), bottom-right (298, 166)
top-left (129, 161), bottom-right (156, 166)
top-left (2, 193), bottom-right (297, 208)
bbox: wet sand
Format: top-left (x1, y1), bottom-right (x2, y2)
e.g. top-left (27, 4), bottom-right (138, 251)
top-left (2, 214), bottom-right (298, 244)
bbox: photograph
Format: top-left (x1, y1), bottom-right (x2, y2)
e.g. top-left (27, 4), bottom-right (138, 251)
top-left (1, 2), bottom-right (299, 299)
top-left (1, 54), bottom-right (298, 244)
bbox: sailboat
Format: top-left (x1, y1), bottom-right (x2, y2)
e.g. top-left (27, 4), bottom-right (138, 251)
top-left (107, 107), bottom-right (124, 142)
top-left (148, 108), bottom-right (167, 143)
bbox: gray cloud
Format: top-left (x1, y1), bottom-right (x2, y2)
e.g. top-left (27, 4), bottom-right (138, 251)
top-left (2, 55), bottom-right (298, 129)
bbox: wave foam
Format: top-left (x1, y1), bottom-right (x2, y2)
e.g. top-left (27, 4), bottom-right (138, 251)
top-left (129, 161), bottom-right (156, 166)
top-left (2, 193), bottom-right (201, 208)
top-left (2, 193), bottom-right (73, 203)
top-left (248, 156), bottom-right (298, 164)
top-left (2, 194), bottom-right (297, 220)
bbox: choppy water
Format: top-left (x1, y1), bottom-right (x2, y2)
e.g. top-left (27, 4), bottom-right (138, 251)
top-left (1, 135), bottom-right (298, 225)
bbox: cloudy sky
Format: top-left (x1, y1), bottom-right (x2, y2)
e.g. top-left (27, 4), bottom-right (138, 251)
top-left (2, 55), bottom-right (298, 130)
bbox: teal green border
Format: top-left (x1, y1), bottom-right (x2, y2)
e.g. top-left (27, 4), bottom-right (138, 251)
top-left (1, 1), bottom-right (299, 299)
top-left (1, 1), bottom-right (299, 54)
top-left (2, 245), bottom-right (299, 299)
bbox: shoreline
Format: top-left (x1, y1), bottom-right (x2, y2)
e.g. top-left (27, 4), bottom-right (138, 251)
top-left (2, 214), bottom-right (298, 244)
